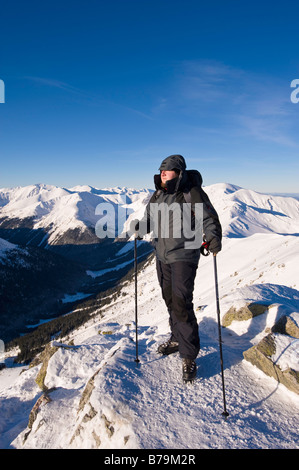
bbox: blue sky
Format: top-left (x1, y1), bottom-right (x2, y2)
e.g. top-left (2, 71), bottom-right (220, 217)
top-left (0, 0), bottom-right (299, 192)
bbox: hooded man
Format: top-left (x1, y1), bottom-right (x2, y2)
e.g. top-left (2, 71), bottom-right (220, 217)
top-left (133, 155), bottom-right (222, 382)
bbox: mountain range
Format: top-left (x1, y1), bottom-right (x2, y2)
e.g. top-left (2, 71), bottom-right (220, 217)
top-left (1, 182), bottom-right (298, 244)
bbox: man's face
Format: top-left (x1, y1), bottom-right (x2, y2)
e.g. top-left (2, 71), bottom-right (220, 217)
top-left (160, 170), bottom-right (178, 184)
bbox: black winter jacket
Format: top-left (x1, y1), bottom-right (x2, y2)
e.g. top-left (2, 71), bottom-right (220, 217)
top-left (137, 164), bottom-right (222, 265)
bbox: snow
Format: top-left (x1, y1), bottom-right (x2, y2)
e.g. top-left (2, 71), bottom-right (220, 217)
top-left (0, 183), bottom-right (299, 450)
top-left (86, 260), bottom-right (135, 278)
top-left (271, 335), bottom-right (299, 372)
top-left (61, 292), bottom-right (92, 304)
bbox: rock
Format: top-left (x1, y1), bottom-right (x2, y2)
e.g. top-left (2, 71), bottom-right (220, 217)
top-left (23, 393), bottom-right (52, 443)
top-left (28, 394), bottom-right (52, 430)
top-left (34, 343), bottom-right (58, 392)
top-left (222, 302), bottom-right (268, 327)
top-left (243, 333), bottom-right (299, 395)
top-left (271, 315), bottom-right (299, 338)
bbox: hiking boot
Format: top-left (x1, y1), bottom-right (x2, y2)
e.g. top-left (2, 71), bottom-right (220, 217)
top-left (182, 358), bottom-right (197, 382)
top-left (157, 339), bottom-right (179, 356)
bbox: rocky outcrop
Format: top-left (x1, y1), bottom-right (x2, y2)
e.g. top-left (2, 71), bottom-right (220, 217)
top-left (33, 343), bottom-right (58, 392)
top-left (222, 302), bottom-right (268, 327)
top-left (271, 314), bottom-right (299, 338)
top-left (243, 332), bottom-right (299, 395)
top-left (231, 304), bottom-right (299, 394)
top-left (221, 301), bottom-right (299, 394)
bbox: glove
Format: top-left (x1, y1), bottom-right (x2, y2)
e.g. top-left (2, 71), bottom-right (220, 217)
top-left (208, 237), bottom-right (222, 254)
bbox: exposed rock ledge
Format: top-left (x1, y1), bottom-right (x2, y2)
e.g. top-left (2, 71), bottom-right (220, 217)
top-left (222, 302), bottom-right (299, 395)
top-left (222, 302), bottom-right (268, 327)
top-left (243, 333), bottom-right (299, 395)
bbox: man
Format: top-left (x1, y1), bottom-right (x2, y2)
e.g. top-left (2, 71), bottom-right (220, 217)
top-left (133, 155), bottom-right (222, 382)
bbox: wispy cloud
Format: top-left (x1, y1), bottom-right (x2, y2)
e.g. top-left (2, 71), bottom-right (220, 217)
top-left (236, 115), bottom-right (296, 146)
top-left (175, 60), bottom-right (245, 103)
top-left (25, 76), bottom-right (90, 97)
top-left (24, 76), bottom-right (153, 120)
top-left (154, 60), bottom-right (298, 148)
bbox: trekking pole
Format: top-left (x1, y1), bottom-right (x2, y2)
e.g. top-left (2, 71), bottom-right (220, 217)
top-left (213, 254), bottom-right (229, 419)
top-left (134, 234), bottom-right (140, 363)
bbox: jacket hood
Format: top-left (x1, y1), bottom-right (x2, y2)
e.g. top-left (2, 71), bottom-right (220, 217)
top-left (158, 154), bottom-right (187, 172)
top-left (155, 154), bottom-right (188, 193)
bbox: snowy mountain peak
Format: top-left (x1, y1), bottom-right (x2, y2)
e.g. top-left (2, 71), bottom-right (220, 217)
top-left (205, 184), bottom-right (299, 238)
top-left (206, 182), bottom-right (242, 194)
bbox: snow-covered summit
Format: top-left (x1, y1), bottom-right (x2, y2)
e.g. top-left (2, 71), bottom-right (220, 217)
top-left (205, 183), bottom-right (299, 237)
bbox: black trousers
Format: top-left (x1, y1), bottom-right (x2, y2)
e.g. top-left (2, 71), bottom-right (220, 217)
top-left (156, 259), bottom-right (200, 360)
